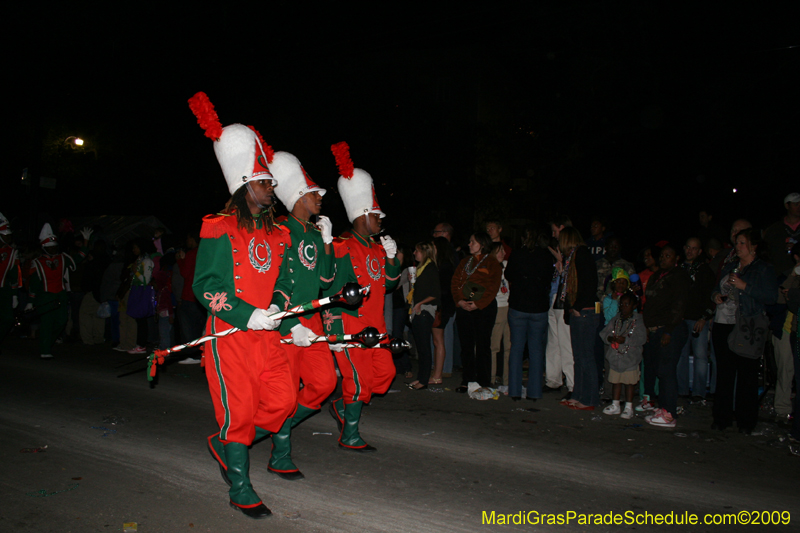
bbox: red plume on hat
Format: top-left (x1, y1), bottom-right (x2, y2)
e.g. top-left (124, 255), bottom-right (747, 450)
top-left (188, 92), bottom-right (223, 141)
top-left (248, 125), bottom-right (274, 164)
top-left (331, 142), bottom-right (354, 179)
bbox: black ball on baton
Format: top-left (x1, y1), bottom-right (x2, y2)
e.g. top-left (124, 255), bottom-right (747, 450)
top-left (356, 327), bottom-right (381, 348)
top-left (340, 282), bottom-right (364, 306)
top-left (387, 337), bottom-right (409, 354)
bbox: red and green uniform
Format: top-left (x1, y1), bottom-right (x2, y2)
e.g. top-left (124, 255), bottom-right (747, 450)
top-left (324, 231), bottom-right (400, 448)
top-left (266, 214), bottom-right (337, 476)
top-left (28, 251), bottom-right (85, 355)
top-left (193, 212), bottom-right (295, 447)
top-left (0, 245), bottom-right (21, 343)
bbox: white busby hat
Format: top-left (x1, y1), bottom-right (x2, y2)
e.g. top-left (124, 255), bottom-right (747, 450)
top-left (331, 142), bottom-right (385, 223)
top-left (0, 211), bottom-right (11, 235)
top-left (268, 151), bottom-right (326, 213)
top-left (39, 223), bottom-right (57, 247)
top-left (188, 92), bottom-right (276, 195)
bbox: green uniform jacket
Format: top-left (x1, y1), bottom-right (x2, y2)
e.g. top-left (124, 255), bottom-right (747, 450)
top-left (270, 214), bottom-right (335, 336)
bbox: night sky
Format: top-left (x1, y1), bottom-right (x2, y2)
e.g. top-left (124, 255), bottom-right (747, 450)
top-left (5, 3), bottom-right (798, 255)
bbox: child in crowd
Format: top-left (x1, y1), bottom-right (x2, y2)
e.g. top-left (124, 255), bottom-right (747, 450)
top-left (602, 268), bottom-right (630, 325)
top-left (600, 291), bottom-right (645, 419)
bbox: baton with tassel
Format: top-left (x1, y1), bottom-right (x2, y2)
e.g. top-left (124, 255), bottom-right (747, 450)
top-left (145, 282), bottom-right (368, 380)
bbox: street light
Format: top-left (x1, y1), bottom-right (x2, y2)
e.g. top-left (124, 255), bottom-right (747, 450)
top-left (65, 136), bottom-right (84, 146)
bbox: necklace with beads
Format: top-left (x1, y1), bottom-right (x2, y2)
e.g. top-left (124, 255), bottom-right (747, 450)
top-left (610, 315), bottom-right (637, 354)
top-left (464, 254), bottom-right (488, 277)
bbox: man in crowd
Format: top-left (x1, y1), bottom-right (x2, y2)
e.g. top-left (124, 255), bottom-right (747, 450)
top-left (677, 237), bottom-right (716, 401)
top-left (326, 142), bottom-right (401, 452)
top-left (595, 236), bottom-right (635, 300)
top-left (266, 149), bottom-right (337, 480)
top-left (486, 219), bottom-right (512, 258)
top-left (175, 231), bottom-right (205, 364)
top-left (586, 217), bottom-right (609, 262)
top-left (189, 92), bottom-right (294, 519)
top-left (765, 193), bottom-right (800, 425)
top-left (0, 212), bottom-right (21, 352)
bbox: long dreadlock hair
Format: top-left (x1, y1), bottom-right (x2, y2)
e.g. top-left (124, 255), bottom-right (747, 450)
top-left (224, 186), bottom-right (275, 234)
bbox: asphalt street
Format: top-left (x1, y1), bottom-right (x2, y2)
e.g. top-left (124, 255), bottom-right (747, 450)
top-left (1, 337), bottom-right (798, 533)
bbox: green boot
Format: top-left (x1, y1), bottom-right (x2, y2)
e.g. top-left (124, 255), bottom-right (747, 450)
top-left (328, 397), bottom-right (344, 432)
top-left (254, 426), bottom-right (271, 443)
top-left (267, 418), bottom-right (304, 481)
top-left (207, 433), bottom-right (231, 486)
top-left (290, 404), bottom-right (318, 428)
top-left (224, 442), bottom-right (271, 519)
top-left (208, 426), bottom-right (271, 486)
top-left (268, 405), bottom-right (318, 481)
top-left (339, 401), bottom-right (376, 452)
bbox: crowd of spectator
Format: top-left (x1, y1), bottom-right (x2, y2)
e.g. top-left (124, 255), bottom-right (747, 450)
top-left (1, 191), bottom-right (798, 444)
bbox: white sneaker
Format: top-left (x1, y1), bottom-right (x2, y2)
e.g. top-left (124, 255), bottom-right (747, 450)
top-left (603, 402), bottom-right (621, 415)
top-left (646, 409), bottom-right (676, 427)
top-left (497, 385), bottom-right (509, 395)
top-left (127, 346), bottom-right (147, 354)
top-left (178, 357), bottom-right (201, 365)
top-left (112, 345), bottom-right (129, 352)
top-left (621, 404), bottom-right (634, 419)
top-left (40, 353), bottom-right (54, 359)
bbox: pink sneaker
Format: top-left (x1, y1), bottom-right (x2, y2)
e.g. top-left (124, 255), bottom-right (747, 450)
top-left (635, 396), bottom-right (655, 412)
top-left (646, 409), bottom-right (676, 427)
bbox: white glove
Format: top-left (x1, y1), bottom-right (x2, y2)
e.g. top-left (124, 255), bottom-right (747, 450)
top-left (80, 226), bottom-right (93, 240)
top-left (317, 216), bottom-right (334, 245)
top-left (330, 343), bottom-right (346, 352)
top-left (380, 235), bottom-right (397, 259)
top-left (290, 323), bottom-right (314, 347)
top-left (25, 302), bottom-right (34, 311)
top-left (247, 304), bottom-right (282, 331)
top-left (12, 295), bottom-right (18, 309)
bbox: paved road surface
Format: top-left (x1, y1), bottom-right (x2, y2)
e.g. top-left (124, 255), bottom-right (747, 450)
top-left (1, 338), bottom-right (798, 532)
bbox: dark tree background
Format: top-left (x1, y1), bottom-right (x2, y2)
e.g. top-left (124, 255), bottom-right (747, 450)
top-left (4, 3), bottom-right (798, 255)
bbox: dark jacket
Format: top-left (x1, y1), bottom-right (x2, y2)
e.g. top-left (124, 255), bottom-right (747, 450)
top-left (713, 258), bottom-right (778, 319)
top-left (554, 246), bottom-right (598, 313)
top-left (681, 260), bottom-right (716, 321)
top-left (504, 246), bottom-right (554, 314)
top-left (643, 266), bottom-right (691, 333)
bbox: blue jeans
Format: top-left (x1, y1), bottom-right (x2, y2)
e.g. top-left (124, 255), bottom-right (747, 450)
top-left (677, 319), bottom-right (710, 397)
top-left (643, 323), bottom-right (689, 416)
top-left (570, 310), bottom-right (601, 406)
top-left (158, 315), bottom-right (172, 350)
top-left (507, 308), bottom-right (548, 398)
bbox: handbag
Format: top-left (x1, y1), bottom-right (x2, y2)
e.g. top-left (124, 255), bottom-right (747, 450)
top-left (126, 285), bottom-right (156, 319)
top-left (462, 281), bottom-right (486, 302)
top-left (727, 308), bottom-right (769, 359)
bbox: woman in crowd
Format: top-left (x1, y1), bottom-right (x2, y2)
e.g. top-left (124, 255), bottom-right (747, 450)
top-left (451, 231), bottom-right (502, 392)
top-left (711, 228), bottom-right (777, 434)
top-left (555, 227), bottom-right (599, 410)
top-left (636, 244), bottom-right (661, 306)
top-left (391, 243), bottom-right (413, 378)
top-left (117, 238), bottom-right (155, 354)
top-left (504, 224), bottom-right (554, 401)
top-left (407, 241), bottom-right (441, 390)
top-left (431, 236), bottom-right (456, 384)
top-left (641, 245), bottom-right (691, 427)
top-left (489, 241), bottom-right (511, 389)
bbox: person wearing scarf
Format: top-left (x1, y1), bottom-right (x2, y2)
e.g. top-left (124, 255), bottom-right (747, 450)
top-left (406, 241), bottom-right (440, 390)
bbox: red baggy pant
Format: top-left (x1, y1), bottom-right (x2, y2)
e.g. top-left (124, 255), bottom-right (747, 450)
top-left (334, 346), bottom-right (395, 404)
top-left (204, 316), bottom-right (295, 445)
